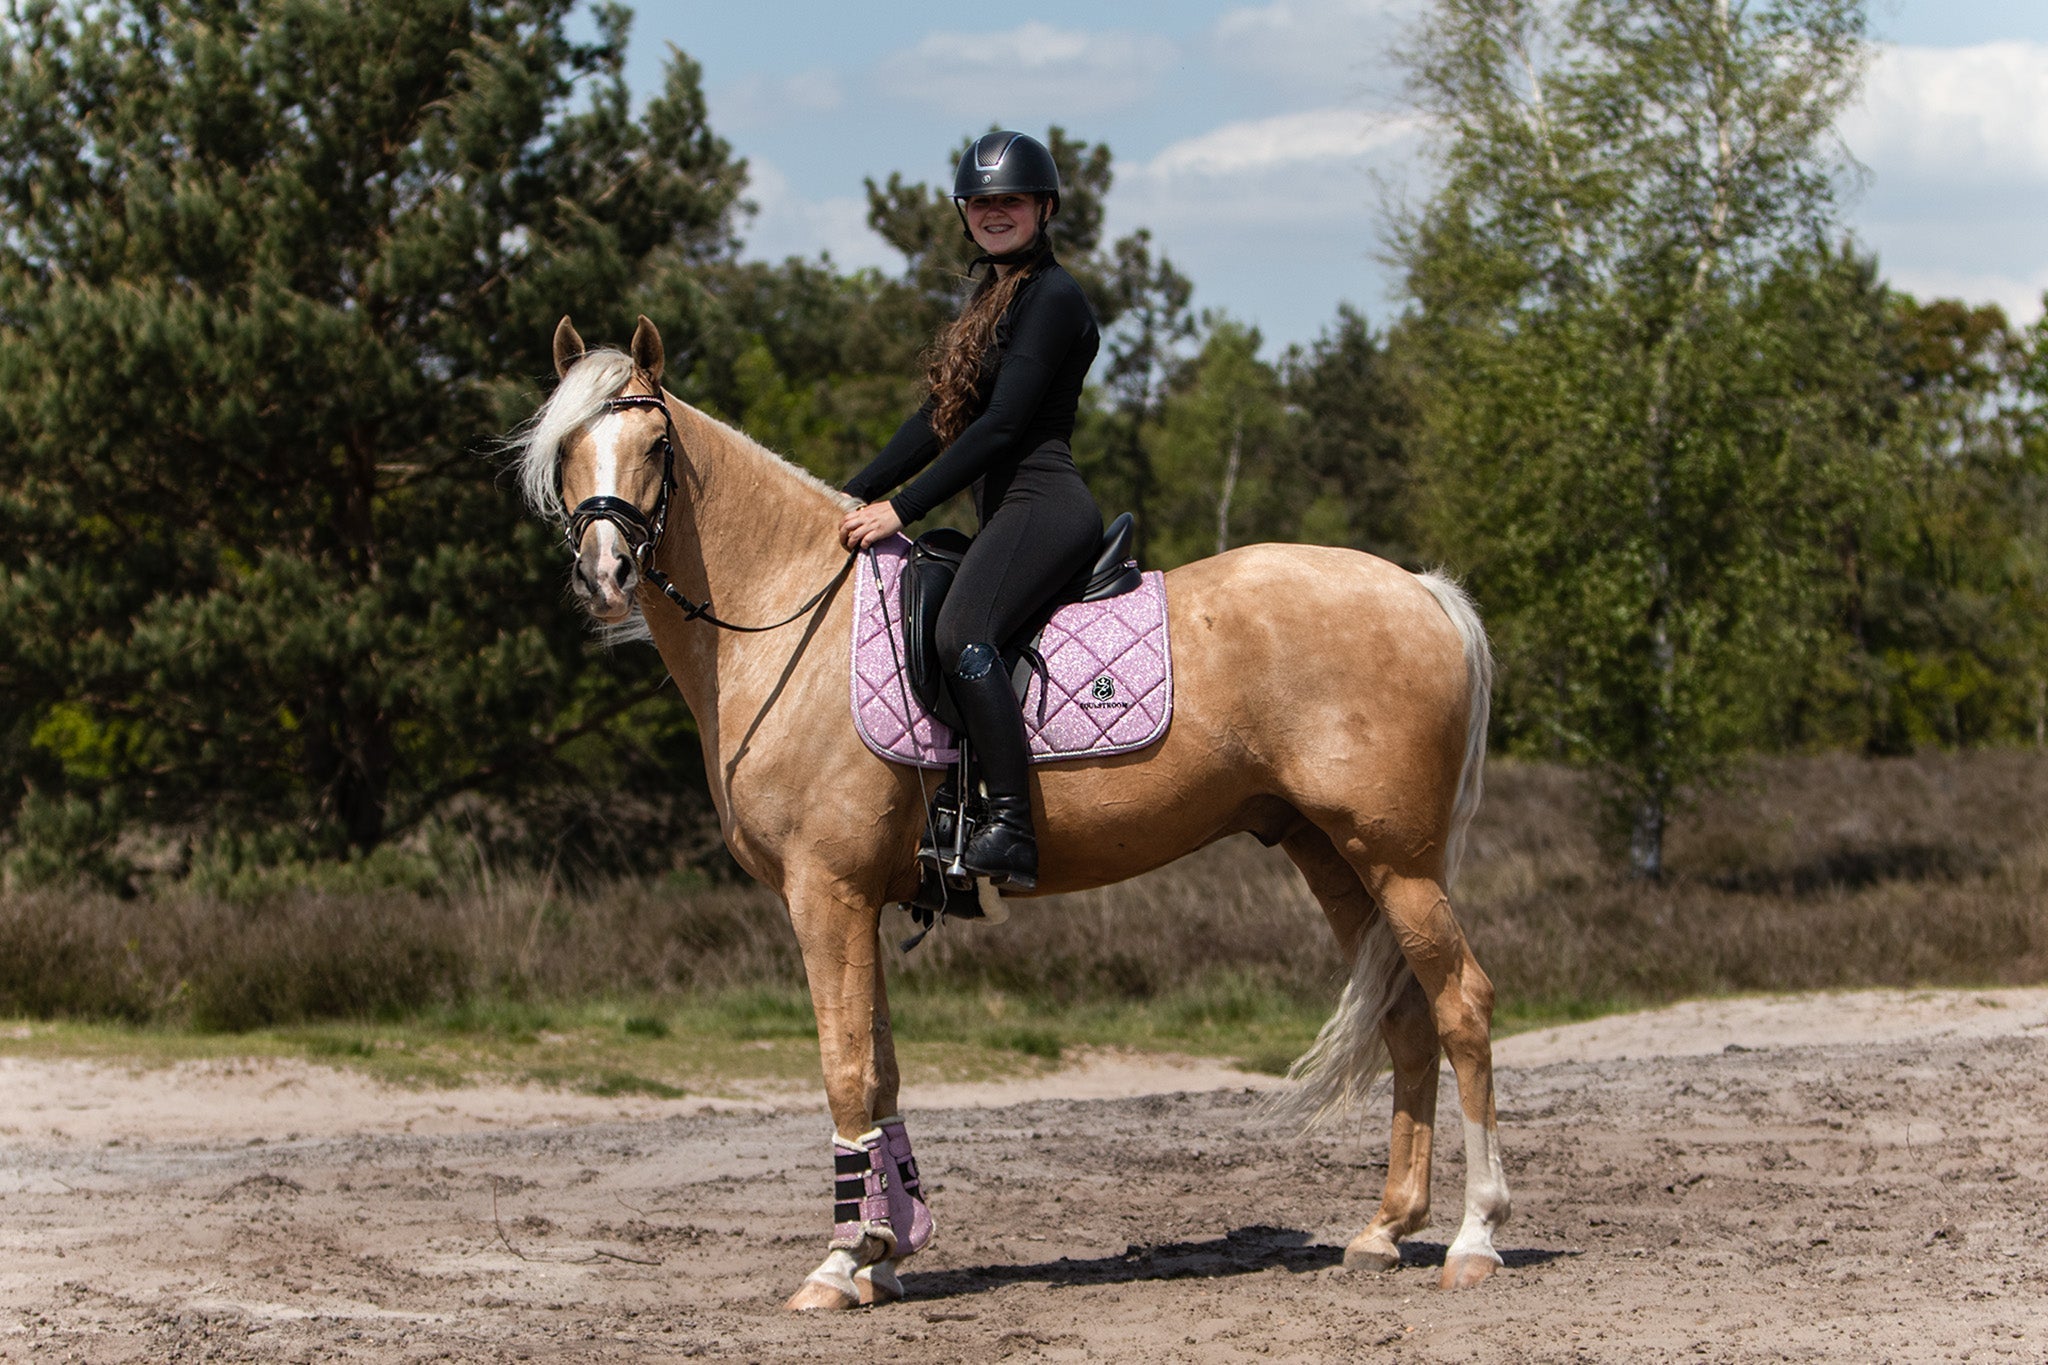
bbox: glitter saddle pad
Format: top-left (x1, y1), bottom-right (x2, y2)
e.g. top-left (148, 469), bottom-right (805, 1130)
top-left (850, 538), bottom-right (1173, 769)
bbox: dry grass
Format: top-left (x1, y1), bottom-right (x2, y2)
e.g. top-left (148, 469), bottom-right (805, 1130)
top-left (3, 750), bottom-right (2044, 1044)
top-left (1461, 750), bottom-right (2048, 1023)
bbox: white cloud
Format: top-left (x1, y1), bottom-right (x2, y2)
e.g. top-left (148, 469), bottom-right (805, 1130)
top-left (875, 22), bottom-right (1178, 116)
top-left (1112, 107), bottom-right (1424, 246)
top-left (735, 161), bottom-right (897, 272)
top-left (1843, 41), bottom-right (2048, 183)
top-left (1144, 107), bottom-right (1421, 182)
top-left (1098, 107), bottom-right (1422, 341)
top-left (1209, 0), bottom-right (1419, 102)
top-left (1841, 42), bottom-right (2048, 321)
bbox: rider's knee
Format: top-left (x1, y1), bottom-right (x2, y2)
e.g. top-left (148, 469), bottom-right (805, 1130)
top-left (946, 641), bottom-right (1000, 681)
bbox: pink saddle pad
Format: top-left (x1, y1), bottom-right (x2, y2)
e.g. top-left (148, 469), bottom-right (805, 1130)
top-left (850, 538), bottom-right (1173, 770)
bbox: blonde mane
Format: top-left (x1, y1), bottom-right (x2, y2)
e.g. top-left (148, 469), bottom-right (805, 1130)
top-left (511, 348), bottom-right (850, 521)
top-left (511, 348), bottom-right (636, 521)
top-left (508, 348), bottom-right (851, 646)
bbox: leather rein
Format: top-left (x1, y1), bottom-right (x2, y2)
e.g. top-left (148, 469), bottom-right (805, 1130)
top-left (562, 392), bottom-right (852, 633)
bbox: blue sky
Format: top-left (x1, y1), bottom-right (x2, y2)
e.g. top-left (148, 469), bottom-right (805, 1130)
top-left (610, 1), bottom-right (2048, 352)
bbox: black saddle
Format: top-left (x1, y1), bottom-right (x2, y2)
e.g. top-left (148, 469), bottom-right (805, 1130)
top-left (901, 512), bottom-right (1141, 734)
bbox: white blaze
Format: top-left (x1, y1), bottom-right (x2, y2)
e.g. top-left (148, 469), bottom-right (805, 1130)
top-left (582, 409), bottom-right (631, 567)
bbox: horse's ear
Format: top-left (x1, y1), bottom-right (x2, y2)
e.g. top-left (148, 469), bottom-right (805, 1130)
top-left (630, 315), bottom-right (664, 383)
top-left (553, 316), bottom-right (586, 378)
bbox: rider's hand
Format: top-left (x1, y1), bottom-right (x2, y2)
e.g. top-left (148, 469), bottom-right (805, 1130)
top-left (839, 501), bottom-right (904, 550)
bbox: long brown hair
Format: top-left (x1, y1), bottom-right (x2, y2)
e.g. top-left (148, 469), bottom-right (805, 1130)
top-left (926, 237), bottom-right (1052, 448)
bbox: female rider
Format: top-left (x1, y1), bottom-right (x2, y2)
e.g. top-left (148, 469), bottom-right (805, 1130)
top-left (837, 131), bottom-right (1104, 892)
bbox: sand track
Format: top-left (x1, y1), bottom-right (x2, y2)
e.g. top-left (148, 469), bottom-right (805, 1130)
top-left (3, 989), bottom-right (2046, 1362)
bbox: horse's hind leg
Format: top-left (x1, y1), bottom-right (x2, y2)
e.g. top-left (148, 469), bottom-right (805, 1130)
top-left (1371, 868), bottom-right (1510, 1289)
top-left (1348, 974), bottom-right (1440, 1270)
top-left (1281, 828), bottom-right (1441, 1273)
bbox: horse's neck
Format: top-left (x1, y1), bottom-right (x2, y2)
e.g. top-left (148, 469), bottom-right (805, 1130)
top-left (677, 403), bottom-right (842, 573)
top-left (647, 399), bottom-right (851, 741)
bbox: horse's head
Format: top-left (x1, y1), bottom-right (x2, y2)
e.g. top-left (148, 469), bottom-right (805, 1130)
top-left (533, 314), bottom-right (673, 624)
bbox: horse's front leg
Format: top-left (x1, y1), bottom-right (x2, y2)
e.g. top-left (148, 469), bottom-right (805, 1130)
top-left (782, 876), bottom-right (935, 1311)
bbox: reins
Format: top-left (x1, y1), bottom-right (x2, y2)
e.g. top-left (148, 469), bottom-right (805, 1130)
top-left (563, 391), bottom-right (854, 633)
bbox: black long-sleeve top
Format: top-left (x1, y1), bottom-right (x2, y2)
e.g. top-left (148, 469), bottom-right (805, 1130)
top-left (843, 259), bottom-right (1100, 525)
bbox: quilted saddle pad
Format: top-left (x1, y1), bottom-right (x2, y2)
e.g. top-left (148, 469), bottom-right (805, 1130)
top-left (850, 538), bottom-right (1173, 770)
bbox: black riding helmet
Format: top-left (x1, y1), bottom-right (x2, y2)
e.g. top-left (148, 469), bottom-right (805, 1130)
top-left (954, 131), bottom-right (1062, 208)
top-left (952, 131), bottom-right (1060, 255)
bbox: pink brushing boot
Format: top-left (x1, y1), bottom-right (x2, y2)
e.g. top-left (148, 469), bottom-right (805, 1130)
top-left (876, 1115), bottom-right (936, 1258)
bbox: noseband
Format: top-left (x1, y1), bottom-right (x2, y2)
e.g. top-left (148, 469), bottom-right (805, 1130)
top-left (561, 390), bottom-right (854, 633)
top-left (563, 393), bottom-right (677, 582)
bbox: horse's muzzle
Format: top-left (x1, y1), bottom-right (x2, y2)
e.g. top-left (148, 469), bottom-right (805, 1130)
top-left (573, 528), bottom-right (638, 622)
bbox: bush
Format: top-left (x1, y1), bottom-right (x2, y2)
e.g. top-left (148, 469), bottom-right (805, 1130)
top-left (0, 750), bottom-right (2043, 1033)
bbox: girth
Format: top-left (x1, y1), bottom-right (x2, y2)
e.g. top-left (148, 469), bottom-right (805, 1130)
top-left (900, 511), bottom-right (1142, 734)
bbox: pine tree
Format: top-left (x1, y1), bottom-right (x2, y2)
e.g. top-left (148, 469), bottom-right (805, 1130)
top-left (1086, 229), bottom-right (1196, 560)
top-left (1284, 305), bottom-right (1414, 563)
top-left (0, 0), bottom-right (747, 866)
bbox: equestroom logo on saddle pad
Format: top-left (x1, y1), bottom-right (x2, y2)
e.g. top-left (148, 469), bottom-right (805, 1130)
top-left (851, 538), bottom-right (1173, 769)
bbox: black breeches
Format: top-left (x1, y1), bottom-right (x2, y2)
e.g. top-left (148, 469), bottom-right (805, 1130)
top-left (935, 466), bottom-right (1101, 671)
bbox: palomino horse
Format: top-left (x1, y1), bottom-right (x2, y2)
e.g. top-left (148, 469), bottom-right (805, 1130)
top-left (516, 316), bottom-right (1507, 1309)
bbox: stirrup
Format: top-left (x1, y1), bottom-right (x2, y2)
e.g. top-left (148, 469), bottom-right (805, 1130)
top-left (900, 859), bottom-right (1010, 952)
top-left (915, 786), bottom-right (965, 864)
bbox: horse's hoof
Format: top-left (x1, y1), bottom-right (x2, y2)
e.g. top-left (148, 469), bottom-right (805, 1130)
top-left (1439, 1253), bottom-right (1500, 1290)
top-left (785, 1277), bottom-right (861, 1312)
top-left (855, 1260), bottom-right (904, 1305)
top-left (1343, 1231), bottom-right (1401, 1272)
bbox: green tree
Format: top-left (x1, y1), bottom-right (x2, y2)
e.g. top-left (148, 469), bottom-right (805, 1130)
top-left (1148, 316), bottom-right (1288, 567)
top-left (642, 256), bottom-right (930, 487)
top-left (1399, 0), bottom-right (1874, 875)
top-left (1844, 297), bottom-right (2048, 750)
top-left (0, 0), bottom-right (747, 867)
top-left (1283, 305), bottom-right (1415, 563)
top-left (1084, 228), bottom-right (1197, 559)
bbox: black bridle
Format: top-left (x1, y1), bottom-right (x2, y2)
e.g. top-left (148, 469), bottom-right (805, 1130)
top-left (563, 391), bottom-right (852, 633)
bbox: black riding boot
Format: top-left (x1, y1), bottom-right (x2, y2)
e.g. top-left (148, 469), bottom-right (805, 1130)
top-left (945, 643), bottom-right (1037, 890)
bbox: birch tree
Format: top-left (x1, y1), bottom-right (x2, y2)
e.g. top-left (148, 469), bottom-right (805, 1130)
top-left (1399, 0), bottom-right (1873, 874)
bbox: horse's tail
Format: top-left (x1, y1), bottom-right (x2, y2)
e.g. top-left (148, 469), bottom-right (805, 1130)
top-left (1412, 568), bottom-right (1492, 891)
top-left (1270, 568), bottom-right (1492, 1133)
top-left (1270, 913), bottom-right (1411, 1132)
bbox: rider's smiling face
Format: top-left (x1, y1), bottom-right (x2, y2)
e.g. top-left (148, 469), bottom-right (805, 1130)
top-left (964, 193), bottom-right (1042, 256)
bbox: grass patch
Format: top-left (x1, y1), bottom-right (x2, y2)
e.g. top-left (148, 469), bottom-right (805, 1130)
top-left (1234, 1044), bottom-right (1306, 1077)
top-left (302, 1034), bottom-right (377, 1059)
top-left (539, 1068), bottom-right (687, 1100)
top-left (990, 1028), bottom-right (1064, 1061)
top-left (0, 976), bottom-right (1326, 1094)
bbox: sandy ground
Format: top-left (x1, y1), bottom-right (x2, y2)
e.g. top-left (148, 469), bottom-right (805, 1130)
top-left (2, 987), bottom-right (2046, 1362)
